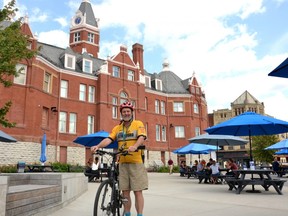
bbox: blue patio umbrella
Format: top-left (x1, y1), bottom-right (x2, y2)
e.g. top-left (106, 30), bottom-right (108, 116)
top-left (40, 133), bottom-right (47, 164)
top-left (188, 134), bottom-right (248, 160)
top-left (265, 139), bottom-right (288, 150)
top-left (205, 111), bottom-right (288, 161)
top-left (173, 143), bottom-right (214, 160)
top-left (275, 148), bottom-right (288, 155)
top-left (73, 130), bottom-right (118, 148)
top-left (268, 57), bottom-right (288, 78)
top-left (173, 143), bottom-right (217, 154)
top-left (0, 130), bottom-right (17, 142)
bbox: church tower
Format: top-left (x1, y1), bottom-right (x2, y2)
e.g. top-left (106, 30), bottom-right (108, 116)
top-left (69, 0), bottom-right (100, 57)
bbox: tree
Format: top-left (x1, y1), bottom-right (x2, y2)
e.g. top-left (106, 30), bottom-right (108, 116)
top-left (0, 0), bottom-right (36, 127)
top-left (252, 135), bottom-right (279, 164)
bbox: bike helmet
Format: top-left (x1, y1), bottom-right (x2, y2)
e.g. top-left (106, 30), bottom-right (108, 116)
top-left (120, 101), bottom-right (134, 112)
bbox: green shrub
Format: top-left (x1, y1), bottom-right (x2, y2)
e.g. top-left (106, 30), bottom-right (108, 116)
top-left (0, 164), bottom-right (17, 173)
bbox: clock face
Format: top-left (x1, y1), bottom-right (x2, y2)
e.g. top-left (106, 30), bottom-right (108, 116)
top-left (74, 16), bottom-right (82, 25)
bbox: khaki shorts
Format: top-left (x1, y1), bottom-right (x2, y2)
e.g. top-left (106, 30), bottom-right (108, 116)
top-left (119, 163), bottom-right (148, 191)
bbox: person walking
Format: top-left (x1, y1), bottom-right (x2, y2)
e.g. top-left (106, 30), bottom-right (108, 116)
top-left (168, 158), bottom-right (174, 174)
top-left (91, 101), bottom-right (148, 216)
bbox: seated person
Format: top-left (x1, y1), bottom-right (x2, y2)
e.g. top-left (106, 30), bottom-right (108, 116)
top-left (203, 163), bottom-right (212, 183)
top-left (86, 157), bottom-right (100, 182)
top-left (196, 159), bottom-right (206, 175)
top-left (225, 158), bottom-right (238, 177)
top-left (179, 161), bottom-right (187, 177)
top-left (272, 157), bottom-right (281, 176)
top-left (210, 160), bottom-right (220, 184)
top-left (85, 158), bottom-right (93, 173)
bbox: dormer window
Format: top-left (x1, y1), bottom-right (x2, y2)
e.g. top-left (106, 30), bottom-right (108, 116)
top-left (145, 76), bottom-right (151, 88)
top-left (83, 59), bottom-right (92, 73)
top-left (64, 54), bottom-right (76, 70)
top-left (155, 78), bottom-right (162, 91)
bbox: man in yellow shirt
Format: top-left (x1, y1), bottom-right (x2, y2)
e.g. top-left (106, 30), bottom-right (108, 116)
top-left (91, 101), bottom-right (148, 216)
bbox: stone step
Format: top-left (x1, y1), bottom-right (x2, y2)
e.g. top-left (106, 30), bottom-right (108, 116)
top-left (6, 184), bottom-right (62, 216)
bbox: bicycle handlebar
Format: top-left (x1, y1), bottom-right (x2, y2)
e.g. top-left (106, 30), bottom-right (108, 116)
top-left (95, 145), bottom-right (145, 157)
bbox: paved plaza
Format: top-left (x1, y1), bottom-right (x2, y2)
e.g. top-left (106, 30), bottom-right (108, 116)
top-left (50, 172), bottom-right (288, 216)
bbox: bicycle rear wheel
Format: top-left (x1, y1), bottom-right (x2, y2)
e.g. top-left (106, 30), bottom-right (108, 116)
top-left (94, 180), bottom-right (124, 216)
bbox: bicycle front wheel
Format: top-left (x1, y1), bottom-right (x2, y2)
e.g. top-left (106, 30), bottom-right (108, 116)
top-left (94, 180), bottom-right (124, 216)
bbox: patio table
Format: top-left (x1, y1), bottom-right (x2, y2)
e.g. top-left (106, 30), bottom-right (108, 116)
top-left (225, 169), bottom-right (286, 195)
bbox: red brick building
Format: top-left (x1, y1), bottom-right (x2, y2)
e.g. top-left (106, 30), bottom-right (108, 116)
top-left (0, 0), bottom-right (208, 166)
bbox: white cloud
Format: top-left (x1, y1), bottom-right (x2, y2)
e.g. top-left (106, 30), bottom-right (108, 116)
top-left (37, 30), bottom-right (69, 48)
top-left (54, 17), bottom-right (68, 28)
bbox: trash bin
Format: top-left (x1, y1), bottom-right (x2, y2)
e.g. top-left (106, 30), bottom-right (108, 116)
top-left (17, 161), bottom-right (26, 173)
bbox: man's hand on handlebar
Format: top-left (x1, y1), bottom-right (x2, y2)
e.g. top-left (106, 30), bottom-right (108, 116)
top-left (91, 145), bottom-right (99, 153)
top-left (128, 146), bottom-right (137, 152)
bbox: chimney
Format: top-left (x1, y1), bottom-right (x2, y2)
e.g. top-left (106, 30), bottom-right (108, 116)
top-left (132, 43), bottom-right (144, 72)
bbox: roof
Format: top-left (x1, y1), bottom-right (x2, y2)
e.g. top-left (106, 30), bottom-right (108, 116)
top-left (232, 90), bottom-right (261, 105)
top-left (79, 0), bottom-right (98, 27)
top-left (37, 42), bottom-right (104, 74)
top-left (158, 71), bottom-right (189, 93)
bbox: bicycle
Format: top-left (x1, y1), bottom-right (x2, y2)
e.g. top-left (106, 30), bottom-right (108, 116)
top-left (93, 149), bottom-right (128, 216)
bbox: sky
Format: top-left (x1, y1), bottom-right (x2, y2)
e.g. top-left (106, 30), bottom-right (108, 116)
top-left (2, 0), bottom-right (288, 121)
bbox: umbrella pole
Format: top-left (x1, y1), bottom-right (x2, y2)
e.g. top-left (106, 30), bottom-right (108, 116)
top-left (216, 141), bottom-right (219, 161)
top-left (249, 131), bottom-right (252, 161)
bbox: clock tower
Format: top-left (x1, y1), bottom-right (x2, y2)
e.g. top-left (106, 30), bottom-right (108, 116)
top-left (69, 0), bottom-right (100, 57)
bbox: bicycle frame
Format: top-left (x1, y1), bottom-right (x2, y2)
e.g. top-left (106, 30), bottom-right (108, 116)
top-left (94, 150), bottom-right (126, 216)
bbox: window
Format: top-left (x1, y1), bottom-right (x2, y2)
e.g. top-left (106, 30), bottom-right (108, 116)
top-left (162, 126), bottom-right (166, 141)
top-left (155, 79), bottom-right (162, 91)
top-left (120, 91), bottom-right (128, 104)
top-left (27, 41), bottom-right (32, 49)
top-left (155, 100), bottom-right (160, 114)
top-left (175, 126), bottom-right (185, 138)
top-left (69, 113), bottom-right (77, 133)
top-left (64, 54), bottom-right (75, 69)
top-left (195, 127), bottom-right (200, 136)
top-left (79, 84), bottom-right (86, 101)
top-left (173, 102), bottom-right (184, 112)
top-left (14, 64), bottom-right (27, 85)
top-left (161, 101), bottom-right (165, 115)
top-left (145, 76), bottom-right (151, 88)
top-left (88, 115), bottom-right (94, 134)
top-left (88, 32), bottom-right (94, 43)
top-left (59, 112), bottom-right (67, 133)
top-left (145, 123), bottom-right (148, 139)
top-left (112, 66), bottom-right (120, 77)
top-left (83, 59), bottom-right (92, 73)
top-left (156, 125), bottom-right (160, 141)
top-left (43, 72), bottom-right (51, 93)
top-left (112, 97), bottom-right (118, 119)
top-left (41, 107), bottom-right (49, 129)
top-left (128, 70), bottom-right (134, 81)
top-left (60, 80), bottom-right (68, 98)
top-left (74, 32), bottom-right (80, 42)
top-left (194, 104), bottom-right (199, 114)
top-left (88, 86), bottom-right (95, 103)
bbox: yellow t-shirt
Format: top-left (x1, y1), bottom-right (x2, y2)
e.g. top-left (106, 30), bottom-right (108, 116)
top-left (109, 120), bottom-right (146, 163)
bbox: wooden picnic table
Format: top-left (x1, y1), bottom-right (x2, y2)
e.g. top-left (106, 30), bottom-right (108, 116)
top-left (225, 169), bottom-right (286, 195)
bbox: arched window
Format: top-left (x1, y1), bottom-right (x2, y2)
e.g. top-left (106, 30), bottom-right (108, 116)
top-left (120, 91), bottom-right (128, 104)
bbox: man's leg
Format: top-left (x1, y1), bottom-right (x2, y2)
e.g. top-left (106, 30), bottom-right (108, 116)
top-left (122, 190), bottom-right (131, 214)
top-left (134, 190), bottom-right (144, 214)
